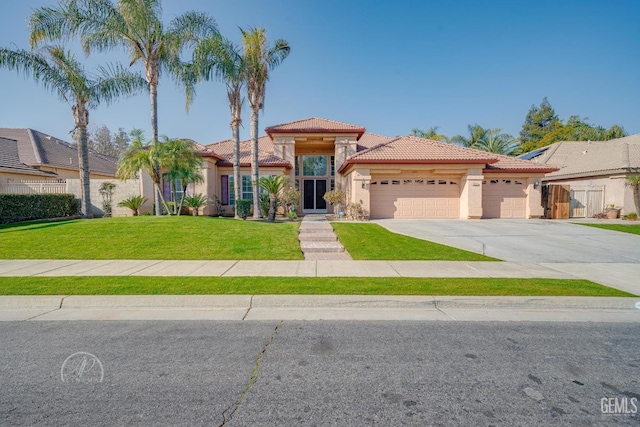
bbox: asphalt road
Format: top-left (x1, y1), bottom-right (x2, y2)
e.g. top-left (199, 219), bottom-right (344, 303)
top-left (1, 321), bottom-right (638, 426)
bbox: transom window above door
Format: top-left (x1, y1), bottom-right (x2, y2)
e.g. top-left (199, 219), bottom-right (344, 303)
top-left (302, 155), bottom-right (328, 176)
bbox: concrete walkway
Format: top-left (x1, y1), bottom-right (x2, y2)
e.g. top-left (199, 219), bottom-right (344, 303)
top-left (298, 214), bottom-right (351, 260)
top-left (1, 295), bottom-right (638, 322)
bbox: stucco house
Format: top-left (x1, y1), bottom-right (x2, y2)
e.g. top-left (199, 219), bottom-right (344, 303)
top-left (194, 118), bottom-right (556, 219)
top-left (522, 135), bottom-right (640, 218)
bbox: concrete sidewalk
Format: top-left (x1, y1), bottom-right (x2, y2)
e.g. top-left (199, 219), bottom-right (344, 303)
top-left (1, 259), bottom-right (639, 295)
top-left (0, 295), bottom-right (638, 322)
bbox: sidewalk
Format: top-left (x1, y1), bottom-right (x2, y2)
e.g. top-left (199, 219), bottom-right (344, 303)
top-left (0, 295), bottom-right (638, 322)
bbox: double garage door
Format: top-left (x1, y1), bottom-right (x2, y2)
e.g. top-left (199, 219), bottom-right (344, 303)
top-left (369, 176), bottom-right (528, 219)
top-left (482, 179), bottom-right (526, 218)
top-left (370, 177), bottom-right (460, 219)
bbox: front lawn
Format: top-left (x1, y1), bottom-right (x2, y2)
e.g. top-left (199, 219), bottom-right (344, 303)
top-left (575, 223), bottom-right (640, 236)
top-left (332, 223), bottom-right (497, 261)
top-left (0, 217), bottom-right (303, 260)
top-left (0, 277), bottom-right (631, 296)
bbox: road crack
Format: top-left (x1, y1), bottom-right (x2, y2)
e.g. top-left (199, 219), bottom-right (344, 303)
top-left (219, 320), bottom-right (283, 426)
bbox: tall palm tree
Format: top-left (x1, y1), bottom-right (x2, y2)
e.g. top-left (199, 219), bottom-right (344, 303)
top-left (241, 27), bottom-right (290, 218)
top-left (410, 126), bottom-right (449, 142)
top-left (29, 0), bottom-right (218, 215)
top-left (626, 176), bottom-right (640, 216)
top-left (0, 45), bottom-right (145, 218)
top-left (191, 35), bottom-right (244, 218)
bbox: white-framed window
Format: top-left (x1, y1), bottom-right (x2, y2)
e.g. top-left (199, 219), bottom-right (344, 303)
top-left (228, 175), bottom-right (270, 205)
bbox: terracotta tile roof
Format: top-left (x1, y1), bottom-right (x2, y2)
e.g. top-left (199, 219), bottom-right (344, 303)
top-left (341, 135), bottom-right (556, 174)
top-left (522, 135), bottom-right (640, 178)
top-left (0, 128), bottom-right (118, 176)
top-left (265, 117), bottom-right (365, 138)
top-left (205, 136), bottom-right (291, 168)
top-left (0, 136), bottom-right (58, 177)
top-left (357, 132), bottom-right (393, 151)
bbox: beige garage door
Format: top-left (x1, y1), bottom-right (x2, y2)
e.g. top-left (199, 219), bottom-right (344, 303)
top-left (482, 178), bottom-right (526, 218)
top-left (370, 177), bottom-right (460, 219)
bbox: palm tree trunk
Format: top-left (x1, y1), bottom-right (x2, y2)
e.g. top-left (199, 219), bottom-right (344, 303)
top-left (268, 194), bottom-right (277, 222)
top-left (73, 106), bottom-right (93, 219)
top-left (634, 184), bottom-right (640, 216)
top-left (232, 120), bottom-right (241, 219)
top-left (250, 106), bottom-right (261, 218)
top-left (149, 79), bottom-right (162, 216)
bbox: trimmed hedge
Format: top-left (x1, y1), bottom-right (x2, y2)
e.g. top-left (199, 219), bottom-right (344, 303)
top-left (0, 194), bottom-right (79, 224)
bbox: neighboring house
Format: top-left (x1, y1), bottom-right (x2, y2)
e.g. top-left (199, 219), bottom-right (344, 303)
top-left (521, 135), bottom-right (640, 218)
top-left (0, 128), bottom-right (118, 180)
top-left (0, 128), bottom-right (154, 217)
top-left (198, 118), bottom-right (556, 219)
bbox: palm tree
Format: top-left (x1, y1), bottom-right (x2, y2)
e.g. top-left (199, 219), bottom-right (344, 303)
top-left (451, 124), bottom-right (493, 149)
top-left (258, 175), bottom-right (290, 222)
top-left (410, 126), bottom-right (449, 142)
top-left (160, 137), bottom-right (203, 215)
top-left (241, 27), bottom-right (290, 218)
top-left (29, 0), bottom-right (218, 215)
top-left (476, 131), bottom-right (519, 156)
top-left (626, 176), bottom-right (640, 216)
top-left (191, 35), bottom-right (244, 218)
top-left (116, 129), bottom-right (172, 214)
top-left (0, 45), bottom-right (145, 218)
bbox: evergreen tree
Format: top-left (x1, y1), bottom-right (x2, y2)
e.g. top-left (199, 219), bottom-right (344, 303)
top-left (519, 97), bottom-right (561, 153)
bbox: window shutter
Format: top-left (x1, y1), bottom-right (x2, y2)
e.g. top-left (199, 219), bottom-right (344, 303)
top-left (221, 175), bottom-right (229, 205)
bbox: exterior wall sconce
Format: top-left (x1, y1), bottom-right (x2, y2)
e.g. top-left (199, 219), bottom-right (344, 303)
top-left (361, 181), bottom-right (369, 189)
top-left (534, 180), bottom-right (540, 189)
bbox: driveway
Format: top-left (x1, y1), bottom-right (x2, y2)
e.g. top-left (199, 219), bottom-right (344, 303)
top-left (372, 219), bottom-right (640, 263)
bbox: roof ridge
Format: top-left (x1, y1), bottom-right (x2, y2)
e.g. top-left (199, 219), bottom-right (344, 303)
top-left (348, 136), bottom-right (401, 160)
top-left (26, 128), bottom-right (44, 165)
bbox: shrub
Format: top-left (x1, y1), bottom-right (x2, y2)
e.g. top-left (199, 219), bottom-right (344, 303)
top-left (117, 195), bottom-right (148, 216)
top-left (346, 200), bottom-right (366, 220)
top-left (624, 212), bottom-right (638, 220)
top-left (183, 194), bottom-right (211, 216)
top-left (259, 193), bottom-right (270, 218)
top-left (281, 186), bottom-right (300, 219)
top-left (235, 199), bottom-right (251, 220)
top-left (0, 194), bottom-right (79, 224)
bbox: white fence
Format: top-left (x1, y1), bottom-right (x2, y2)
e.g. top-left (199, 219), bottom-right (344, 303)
top-left (0, 179), bottom-right (67, 194)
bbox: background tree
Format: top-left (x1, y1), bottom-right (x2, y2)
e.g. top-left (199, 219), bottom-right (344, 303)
top-left (451, 124), bottom-right (493, 149)
top-left (241, 27), bottom-right (290, 218)
top-left (0, 45), bottom-right (145, 218)
top-left (476, 130), bottom-right (519, 155)
top-left (88, 124), bottom-right (131, 158)
top-left (192, 35), bottom-right (244, 218)
top-left (113, 127), bottom-right (131, 157)
top-left (410, 126), bottom-right (449, 142)
top-left (30, 0), bottom-right (218, 215)
top-left (519, 98), bottom-right (562, 153)
top-left (535, 116), bottom-right (628, 149)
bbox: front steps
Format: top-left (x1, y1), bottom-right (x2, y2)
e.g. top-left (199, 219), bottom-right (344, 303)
top-left (298, 215), bottom-right (352, 260)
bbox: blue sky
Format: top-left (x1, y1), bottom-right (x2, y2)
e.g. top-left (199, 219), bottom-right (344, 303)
top-left (1, 0), bottom-right (639, 146)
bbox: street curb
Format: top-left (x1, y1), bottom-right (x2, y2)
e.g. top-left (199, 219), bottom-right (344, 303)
top-left (0, 295), bottom-right (638, 311)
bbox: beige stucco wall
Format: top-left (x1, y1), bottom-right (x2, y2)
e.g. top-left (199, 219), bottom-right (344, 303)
top-left (461, 168), bottom-right (484, 219)
top-left (66, 172), bottom-right (154, 217)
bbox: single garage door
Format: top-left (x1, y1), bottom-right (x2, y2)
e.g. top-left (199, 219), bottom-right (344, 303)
top-left (482, 178), bottom-right (526, 218)
top-left (370, 177), bottom-right (460, 219)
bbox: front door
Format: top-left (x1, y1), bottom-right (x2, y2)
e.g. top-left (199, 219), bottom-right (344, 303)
top-left (303, 179), bottom-right (327, 213)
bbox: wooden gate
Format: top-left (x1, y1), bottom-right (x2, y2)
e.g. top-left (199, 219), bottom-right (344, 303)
top-left (543, 185), bottom-right (570, 219)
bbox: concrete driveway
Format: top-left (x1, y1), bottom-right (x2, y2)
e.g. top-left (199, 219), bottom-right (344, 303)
top-left (372, 219), bottom-right (640, 263)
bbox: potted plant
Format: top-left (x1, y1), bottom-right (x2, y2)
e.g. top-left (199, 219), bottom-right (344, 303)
top-left (605, 204), bottom-right (620, 219)
top-left (183, 194), bottom-right (211, 216)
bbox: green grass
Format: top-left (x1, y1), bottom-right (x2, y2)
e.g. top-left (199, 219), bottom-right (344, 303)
top-left (0, 277), bottom-right (631, 296)
top-left (332, 223), bottom-right (497, 261)
top-left (0, 217), bottom-right (303, 260)
top-left (575, 223), bottom-right (640, 236)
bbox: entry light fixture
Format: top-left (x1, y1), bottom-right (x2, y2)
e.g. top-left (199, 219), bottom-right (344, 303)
top-left (534, 180), bottom-right (540, 189)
